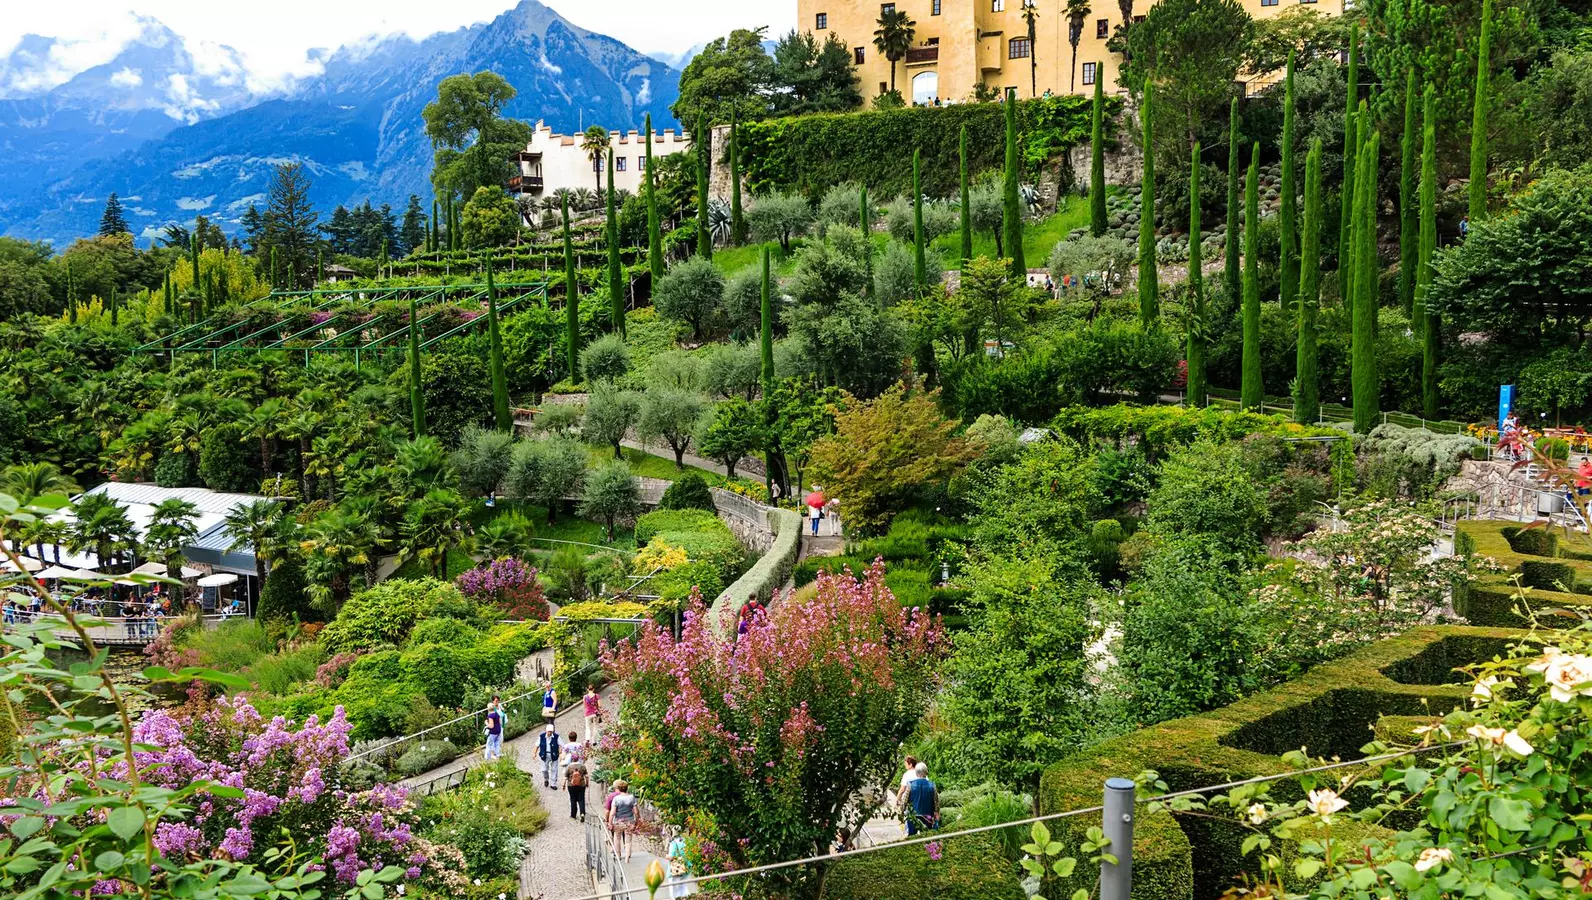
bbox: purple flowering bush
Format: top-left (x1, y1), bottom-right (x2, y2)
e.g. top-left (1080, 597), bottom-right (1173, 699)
top-left (455, 558), bottom-right (549, 621)
top-left (125, 696), bottom-right (423, 885)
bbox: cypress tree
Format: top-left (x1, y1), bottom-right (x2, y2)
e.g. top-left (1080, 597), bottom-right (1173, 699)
top-left (190, 233), bottom-right (201, 292)
top-left (162, 269), bottom-right (171, 317)
top-left (645, 114), bottom-right (664, 286)
top-left (1279, 52), bottom-right (1298, 311)
top-left (607, 150), bottom-right (625, 337)
top-left (67, 263), bottom-right (76, 325)
top-left (1295, 139), bottom-right (1324, 425)
top-left (760, 247), bottom-right (774, 395)
top-left (109, 286), bottom-right (118, 328)
top-left (1225, 98), bottom-right (1241, 297)
top-left (1240, 142), bottom-right (1262, 411)
top-left (408, 294), bottom-right (426, 437)
top-left (1001, 89), bottom-right (1026, 279)
top-left (1341, 106), bottom-right (1360, 317)
top-left (1137, 80), bottom-right (1158, 327)
top-left (861, 184), bottom-right (873, 297)
top-left (562, 194), bottom-right (580, 382)
top-left (1419, 85), bottom-right (1440, 419)
top-left (1351, 127), bottom-right (1381, 433)
top-left (430, 198), bottom-right (439, 253)
top-left (316, 247), bottom-right (324, 285)
top-left (1398, 70), bottom-right (1419, 320)
top-left (696, 117), bottom-right (712, 260)
top-left (270, 246), bottom-right (278, 291)
top-left (485, 253), bottom-right (511, 431)
top-left (1469, 0), bottom-right (1493, 222)
top-left (959, 125), bottom-right (973, 264)
top-left (730, 108), bottom-right (746, 246)
top-left (1090, 70), bottom-right (1107, 237)
top-left (913, 149), bottom-right (927, 289)
top-left (1186, 141), bottom-right (1206, 407)
top-left (1339, 24), bottom-right (1359, 278)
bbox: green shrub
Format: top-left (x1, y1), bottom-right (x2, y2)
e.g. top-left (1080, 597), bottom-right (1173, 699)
top-left (822, 832), bottom-right (1024, 900)
top-left (319, 578), bottom-right (481, 654)
top-left (396, 739), bottom-right (459, 777)
top-left (1536, 436), bottom-right (1571, 462)
top-left (258, 561), bottom-right (316, 623)
top-left (1521, 559), bottom-right (1577, 591)
top-left (337, 757), bottom-right (386, 791)
top-left (579, 333), bottom-right (631, 383)
top-left (183, 619), bottom-right (275, 673)
top-left (658, 472), bottom-right (716, 511)
top-left (649, 560), bottom-right (725, 606)
top-left (245, 644), bottom-right (328, 695)
top-left (154, 450), bottom-right (199, 488)
top-left (199, 423), bottom-right (260, 493)
top-left (335, 651), bottom-right (427, 740)
top-left (634, 508), bottom-right (721, 544)
top-left (657, 528), bottom-right (745, 581)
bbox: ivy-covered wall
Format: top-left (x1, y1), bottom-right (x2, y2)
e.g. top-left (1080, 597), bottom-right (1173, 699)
top-left (734, 95), bottom-right (1122, 201)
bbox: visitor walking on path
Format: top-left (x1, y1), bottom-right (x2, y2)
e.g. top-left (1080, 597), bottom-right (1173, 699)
top-left (482, 696), bottom-right (504, 761)
top-left (583, 687), bottom-right (602, 743)
top-left (665, 834), bottom-right (693, 898)
top-left (536, 725), bottom-right (561, 788)
top-left (900, 762), bottom-right (940, 837)
top-left (540, 680), bottom-right (558, 725)
top-left (806, 487), bottom-right (826, 536)
top-left (608, 779), bottom-right (639, 862)
top-left (564, 755), bottom-right (589, 821)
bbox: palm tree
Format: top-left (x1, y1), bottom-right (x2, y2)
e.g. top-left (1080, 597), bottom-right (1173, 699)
top-left (145, 499), bottom-right (199, 580)
top-left (240, 398), bottom-right (284, 477)
top-left (1021, 0), bottom-right (1040, 97)
top-left (581, 125), bottom-right (610, 192)
top-left (573, 188), bottom-right (599, 212)
top-left (1066, 0), bottom-right (1092, 91)
top-left (477, 513), bottom-right (535, 561)
top-left (0, 462), bottom-right (79, 503)
top-left (398, 489), bottom-right (476, 578)
top-left (300, 508), bottom-right (381, 611)
top-left (224, 499), bottom-right (285, 598)
top-left (68, 493), bottom-right (136, 571)
top-left (873, 9), bottom-right (917, 94)
top-left (392, 436), bottom-right (455, 499)
top-left (278, 407), bottom-right (322, 500)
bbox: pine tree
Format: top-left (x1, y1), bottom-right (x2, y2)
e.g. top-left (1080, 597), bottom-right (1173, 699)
top-left (1339, 24), bottom-right (1360, 280)
top-left (645, 114), bottom-right (664, 286)
top-left (959, 125), bottom-right (973, 263)
top-left (760, 247), bottom-right (775, 395)
top-left (913, 149), bottom-right (927, 289)
top-left (1002, 89), bottom-right (1026, 279)
top-left (696, 117), bottom-right (712, 260)
top-left (1137, 80), bottom-right (1158, 327)
top-left (1351, 126), bottom-right (1382, 433)
top-left (401, 194), bottom-right (426, 255)
top-left (1469, 0), bottom-right (1493, 222)
top-left (1398, 70), bottom-right (1419, 319)
top-left (99, 193), bottom-right (129, 236)
top-left (1186, 141), bottom-right (1206, 407)
top-left (1419, 85), bottom-right (1440, 419)
top-left (1091, 70), bottom-right (1108, 238)
top-left (730, 108), bottom-right (746, 246)
top-left (408, 294), bottom-right (426, 437)
top-left (1225, 98), bottom-right (1241, 297)
top-left (1295, 139), bottom-right (1324, 425)
top-left (562, 195), bottom-right (580, 383)
top-left (485, 253), bottom-right (512, 431)
top-left (1240, 142), bottom-right (1263, 411)
top-left (1279, 52), bottom-right (1299, 311)
top-left (607, 150), bottom-right (625, 338)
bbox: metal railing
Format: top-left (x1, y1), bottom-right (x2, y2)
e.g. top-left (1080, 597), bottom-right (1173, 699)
top-left (5, 612), bottom-right (244, 645)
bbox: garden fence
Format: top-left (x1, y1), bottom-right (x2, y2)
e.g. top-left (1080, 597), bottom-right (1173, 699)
top-left (565, 742), bottom-right (1463, 900)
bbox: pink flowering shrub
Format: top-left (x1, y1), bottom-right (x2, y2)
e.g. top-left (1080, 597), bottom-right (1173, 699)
top-left (602, 561), bottom-right (945, 890)
top-left (121, 696), bottom-right (422, 885)
top-left (456, 558), bottom-right (549, 621)
top-left (315, 651), bottom-right (360, 688)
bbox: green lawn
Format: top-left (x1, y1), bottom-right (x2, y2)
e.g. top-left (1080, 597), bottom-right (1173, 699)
top-left (713, 240), bottom-right (800, 278)
top-left (931, 195), bottom-right (1093, 268)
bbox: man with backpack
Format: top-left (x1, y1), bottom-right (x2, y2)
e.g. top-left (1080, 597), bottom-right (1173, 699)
top-left (536, 725), bottom-right (561, 788)
top-left (565, 751), bottom-right (589, 820)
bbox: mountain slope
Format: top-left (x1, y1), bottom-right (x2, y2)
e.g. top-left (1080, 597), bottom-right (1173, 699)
top-left (0, 0), bottom-right (680, 246)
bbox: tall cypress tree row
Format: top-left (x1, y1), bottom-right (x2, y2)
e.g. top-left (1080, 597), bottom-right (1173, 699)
top-left (913, 149), bottom-right (927, 288)
top-left (1295, 139), bottom-right (1324, 425)
top-left (1339, 24), bottom-right (1360, 279)
top-left (408, 294), bottom-right (426, 437)
top-left (1469, 0), bottom-right (1493, 222)
top-left (1002, 89), bottom-right (1026, 279)
top-left (959, 125), bottom-right (973, 264)
top-left (1240, 143), bottom-right (1263, 411)
top-left (1137, 80), bottom-right (1158, 327)
top-left (860, 184), bottom-right (873, 296)
top-left (607, 149), bottom-right (625, 337)
top-left (645, 114), bottom-right (664, 286)
top-left (730, 109), bottom-right (746, 246)
top-left (485, 253), bottom-right (511, 432)
top-left (1186, 141), bottom-right (1206, 407)
top-left (561, 194), bottom-right (580, 382)
top-left (696, 117), bottom-right (712, 260)
top-left (1351, 127), bottom-right (1382, 433)
top-left (1398, 70), bottom-right (1419, 319)
top-left (1090, 71), bottom-right (1107, 237)
top-left (1419, 85), bottom-right (1440, 419)
top-left (1225, 98), bottom-right (1241, 297)
top-left (760, 247), bottom-right (774, 395)
top-left (1279, 52), bottom-right (1299, 311)
top-left (430, 199), bottom-right (439, 252)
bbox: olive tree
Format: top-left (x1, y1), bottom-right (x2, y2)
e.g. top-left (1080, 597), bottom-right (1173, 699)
top-left (747, 192), bottom-right (814, 253)
top-left (579, 460), bottom-right (642, 540)
top-left (582, 384), bottom-right (642, 459)
top-left (639, 387), bottom-right (709, 470)
top-left (653, 257), bottom-right (725, 339)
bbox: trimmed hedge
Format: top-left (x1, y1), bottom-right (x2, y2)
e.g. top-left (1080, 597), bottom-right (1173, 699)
top-left (1454, 521), bottom-right (1592, 625)
top-left (822, 832), bottom-right (1025, 900)
top-left (1521, 559), bottom-right (1577, 591)
top-left (712, 507), bottom-right (801, 632)
top-left (1037, 626), bottom-right (1519, 900)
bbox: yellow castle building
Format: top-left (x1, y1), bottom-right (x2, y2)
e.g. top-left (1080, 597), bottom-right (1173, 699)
top-left (796, 0), bottom-right (1343, 103)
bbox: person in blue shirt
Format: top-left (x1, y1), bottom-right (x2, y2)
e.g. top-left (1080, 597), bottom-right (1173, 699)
top-left (899, 762), bottom-right (940, 836)
top-left (536, 725), bottom-right (562, 788)
top-left (483, 697), bottom-right (504, 761)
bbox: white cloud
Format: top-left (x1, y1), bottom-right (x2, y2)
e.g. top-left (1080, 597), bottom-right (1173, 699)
top-left (109, 66), bottom-right (142, 87)
top-left (635, 77), bottom-right (650, 104)
top-left (176, 195), bottom-right (215, 210)
top-left (538, 52), bottom-right (561, 75)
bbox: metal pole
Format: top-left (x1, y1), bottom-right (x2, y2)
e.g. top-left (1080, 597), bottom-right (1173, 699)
top-left (1100, 778), bottom-right (1135, 900)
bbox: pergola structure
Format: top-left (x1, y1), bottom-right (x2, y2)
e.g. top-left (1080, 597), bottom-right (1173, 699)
top-left (133, 281), bottom-right (550, 368)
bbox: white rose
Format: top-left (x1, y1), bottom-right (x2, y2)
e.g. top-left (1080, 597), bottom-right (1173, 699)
top-left (1247, 803), bottom-right (1268, 825)
top-left (1306, 788), bottom-right (1348, 820)
top-left (1414, 847), bottom-right (1454, 873)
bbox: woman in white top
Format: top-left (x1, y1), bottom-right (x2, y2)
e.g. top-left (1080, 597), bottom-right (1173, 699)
top-left (894, 755), bottom-right (919, 817)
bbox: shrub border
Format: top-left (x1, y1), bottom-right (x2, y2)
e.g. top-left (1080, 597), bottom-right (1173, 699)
top-left (711, 507), bottom-right (801, 632)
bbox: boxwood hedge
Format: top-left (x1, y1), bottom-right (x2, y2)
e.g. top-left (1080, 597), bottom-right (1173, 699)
top-left (1454, 521), bottom-right (1592, 625)
top-left (1037, 626), bottom-right (1519, 900)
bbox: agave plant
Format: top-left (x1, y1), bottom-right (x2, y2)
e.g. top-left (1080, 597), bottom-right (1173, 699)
top-left (707, 197), bottom-right (732, 245)
top-left (1019, 183), bottom-right (1041, 216)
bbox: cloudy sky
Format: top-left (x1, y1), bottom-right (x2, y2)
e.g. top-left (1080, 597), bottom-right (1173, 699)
top-left (0, 0), bottom-right (792, 92)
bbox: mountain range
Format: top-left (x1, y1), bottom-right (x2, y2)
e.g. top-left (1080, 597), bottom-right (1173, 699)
top-left (0, 0), bottom-right (682, 246)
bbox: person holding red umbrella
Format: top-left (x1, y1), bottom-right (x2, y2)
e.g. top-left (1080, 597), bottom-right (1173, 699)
top-left (805, 486), bottom-right (826, 536)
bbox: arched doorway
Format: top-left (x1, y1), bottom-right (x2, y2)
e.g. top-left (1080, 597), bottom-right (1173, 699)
top-left (912, 71), bottom-right (939, 106)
